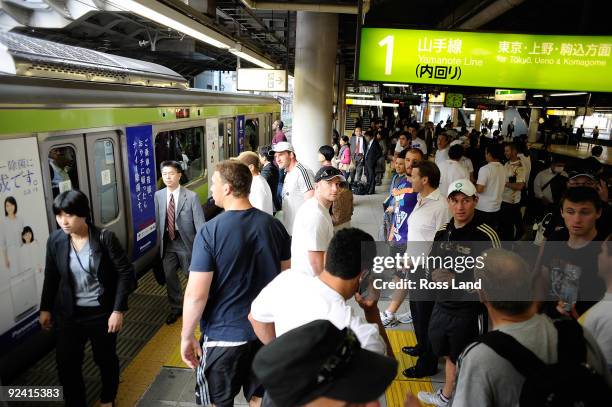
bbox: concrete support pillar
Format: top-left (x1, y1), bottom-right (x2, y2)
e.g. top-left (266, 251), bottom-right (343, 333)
top-left (528, 108), bottom-right (540, 143)
top-left (474, 109), bottom-right (482, 130)
top-left (423, 104), bottom-right (431, 123)
top-left (451, 108), bottom-right (459, 127)
top-left (292, 11), bottom-right (338, 171)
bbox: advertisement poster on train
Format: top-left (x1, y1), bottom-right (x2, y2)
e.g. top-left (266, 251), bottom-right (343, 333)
top-left (0, 137), bottom-right (49, 347)
top-left (237, 115), bottom-right (245, 155)
top-left (206, 118), bottom-right (219, 188)
top-left (126, 125), bottom-right (157, 261)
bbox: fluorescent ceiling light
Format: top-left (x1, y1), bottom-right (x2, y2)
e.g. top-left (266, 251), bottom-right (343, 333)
top-left (550, 92), bottom-right (588, 97)
top-left (533, 94), bottom-right (543, 98)
top-left (230, 47), bottom-right (275, 69)
top-left (346, 99), bottom-right (398, 107)
top-left (117, 0), bottom-right (232, 49)
top-left (346, 94), bottom-right (374, 98)
top-left (383, 83), bottom-right (410, 88)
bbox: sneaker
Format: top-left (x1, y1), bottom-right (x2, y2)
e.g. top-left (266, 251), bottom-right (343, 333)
top-left (396, 311), bottom-right (413, 324)
top-left (380, 311), bottom-right (399, 328)
top-left (417, 389), bottom-right (449, 407)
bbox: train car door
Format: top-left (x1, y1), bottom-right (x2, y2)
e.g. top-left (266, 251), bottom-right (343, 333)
top-left (39, 132), bottom-right (127, 248)
top-left (84, 132), bottom-right (126, 247)
top-left (225, 118), bottom-right (235, 157)
top-left (217, 120), bottom-right (226, 160)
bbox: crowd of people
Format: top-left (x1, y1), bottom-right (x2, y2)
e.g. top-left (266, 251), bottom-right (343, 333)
top-left (36, 116), bottom-right (612, 407)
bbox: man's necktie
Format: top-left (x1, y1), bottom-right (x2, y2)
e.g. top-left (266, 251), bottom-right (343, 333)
top-left (167, 194), bottom-right (176, 240)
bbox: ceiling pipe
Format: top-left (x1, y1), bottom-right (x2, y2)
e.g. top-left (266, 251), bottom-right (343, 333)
top-left (240, 0), bottom-right (365, 15)
top-left (440, 0), bottom-right (526, 30)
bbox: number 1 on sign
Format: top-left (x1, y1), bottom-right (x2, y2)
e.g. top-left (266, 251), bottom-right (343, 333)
top-left (378, 35), bottom-right (394, 75)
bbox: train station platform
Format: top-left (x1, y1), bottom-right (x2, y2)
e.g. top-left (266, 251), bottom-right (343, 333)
top-left (11, 172), bottom-right (444, 407)
top-left (530, 142), bottom-right (612, 165)
top-left (97, 173), bottom-right (428, 407)
top-left (127, 173), bottom-right (443, 407)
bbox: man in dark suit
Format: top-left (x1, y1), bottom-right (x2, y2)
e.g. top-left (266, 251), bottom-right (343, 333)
top-left (154, 161), bottom-right (205, 324)
top-left (349, 126), bottom-right (366, 183)
top-left (364, 130), bottom-right (382, 194)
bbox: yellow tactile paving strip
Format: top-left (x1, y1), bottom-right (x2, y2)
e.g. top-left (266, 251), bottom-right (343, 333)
top-left (118, 324), bottom-right (434, 406)
top-left (166, 326), bottom-right (201, 368)
top-left (115, 319), bottom-right (184, 406)
top-left (385, 330), bottom-right (435, 407)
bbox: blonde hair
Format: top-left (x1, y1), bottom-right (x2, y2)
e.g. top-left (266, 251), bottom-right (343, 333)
top-left (237, 151), bottom-right (261, 173)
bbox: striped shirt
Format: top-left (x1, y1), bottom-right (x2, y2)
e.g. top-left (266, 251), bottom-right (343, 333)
top-left (280, 162), bottom-right (314, 235)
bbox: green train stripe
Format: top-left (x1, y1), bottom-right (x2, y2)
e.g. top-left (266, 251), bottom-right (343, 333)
top-left (0, 104), bottom-right (280, 134)
top-left (191, 182), bottom-right (209, 202)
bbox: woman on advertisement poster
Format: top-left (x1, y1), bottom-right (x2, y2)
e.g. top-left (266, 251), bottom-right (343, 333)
top-left (1, 196), bottom-right (24, 277)
top-left (19, 226), bottom-right (44, 298)
top-left (39, 190), bottom-right (137, 407)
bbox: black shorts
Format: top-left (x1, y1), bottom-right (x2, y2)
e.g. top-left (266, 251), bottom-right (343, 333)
top-left (428, 305), bottom-right (479, 363)
top-left (201, 340), bottom-right (264, 406)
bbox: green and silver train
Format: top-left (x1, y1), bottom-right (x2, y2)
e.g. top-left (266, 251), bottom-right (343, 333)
top-left (0, 31), bottom-right (280, 379)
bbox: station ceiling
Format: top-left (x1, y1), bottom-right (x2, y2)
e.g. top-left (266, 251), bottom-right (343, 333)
top-left (1, 0), bottom-right (610, 105)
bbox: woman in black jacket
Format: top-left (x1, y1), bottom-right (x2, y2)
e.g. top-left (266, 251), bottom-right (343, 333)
top-left (39, 190), bottom-right (136, 407)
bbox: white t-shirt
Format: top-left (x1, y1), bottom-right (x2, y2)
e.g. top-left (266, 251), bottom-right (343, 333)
top-left (460, 156), bottom-right (474, 176)
top-left (250, 269), bottom-right (386, 354)
top-left (406, 189), bottom-right (450, 257)
top-left (249, 174), bottom-right (274, 215)
top-left (291, 197), bottom-right (334, 276)
top-left (583, 292), bottom-right (612, 369)
top-left (502, 160), bottom-right (526, 204)
top-left (410, 137), bottom-right (427, 155)
top-left (435, 147), bottom-right (449, 167)
top-left (395, 141), bottom-right (409, 153)
top-left (518, 153), bottom-right (531, 186)
top-left (281, 162), bottom-right (315, 234)
top-left (476, 162), bottom-right (506, 212)
top-left (439, 160), bottom-right (469, 198)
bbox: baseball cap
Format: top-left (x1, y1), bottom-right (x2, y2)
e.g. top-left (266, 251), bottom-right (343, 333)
top-left (253, 320), bottom-right (397, 407)
top-left (271, 141), bottom-right (294, 153)
top-left (568, 170), bottom-right (597, 181)
top-left (447, 179), bottom-right (477, 197)
top-left (315, 166), bottom-right (346, 183)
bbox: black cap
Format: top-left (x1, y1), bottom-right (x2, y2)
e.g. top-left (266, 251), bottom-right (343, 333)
top-left (253, 320), bottom-right (397, 407)
top-left (314, 166), bottom-right (346, 183)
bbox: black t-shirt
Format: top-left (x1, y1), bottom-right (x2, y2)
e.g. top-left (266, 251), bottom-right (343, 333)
top-left (428, 216), bottom-right (501, 316)
top-left (540, 230), bottom-right (607, 315)
top-left (190, 208), bottom-right (291, 341)
top-left (261, 162), bottom-right (281, 211)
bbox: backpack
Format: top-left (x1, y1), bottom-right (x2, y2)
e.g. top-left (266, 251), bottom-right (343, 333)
top-left (480, 318), bottom-right (611, 407)
top-left (350, 181), bottom-right (368, 196)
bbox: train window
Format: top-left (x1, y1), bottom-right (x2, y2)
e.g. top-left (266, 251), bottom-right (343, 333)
top-left (245, 119), bottom-right (259, 152)
top-left (93, 139), bottom-right (119, 224)
top-left (218, 122), bottom-right (225, 161)
top-left (227, 120), bottom-right (234, 157)
top-left (155, 127), bottom-right (204, 185)
top-left (48, 146), bottom-right (79, 198)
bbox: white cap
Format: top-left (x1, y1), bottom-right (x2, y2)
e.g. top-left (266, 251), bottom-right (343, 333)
top-left (447, 179), bottom-right (477, 197)
top-left (272, 141), bottom-right (294, 153)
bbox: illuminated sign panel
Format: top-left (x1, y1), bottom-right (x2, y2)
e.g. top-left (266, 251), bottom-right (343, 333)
top-left (445, 93), bottom-right (463, 108)
top-left (358, 28), bottom-right (612, 92)
top-left (237, 68), bottom-right (287, 92)
top-left (495, 89), bottom-right (526, 101)
top-left (427, 92), bottom-right (446, 103)
top-left (547, 109), bottom-right (575, 116)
